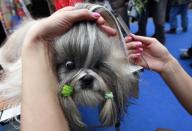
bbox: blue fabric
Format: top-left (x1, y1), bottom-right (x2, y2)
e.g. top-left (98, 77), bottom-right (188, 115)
top-left (79, 10), bottom-right (192, 131)
top-left (169, 4), bottom-right (189, 29)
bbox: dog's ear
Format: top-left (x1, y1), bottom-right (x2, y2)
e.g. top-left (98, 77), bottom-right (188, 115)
top-left (60, 96), bottom-right (85, 128)
top-left (99, 96), bottom-right (117, 126)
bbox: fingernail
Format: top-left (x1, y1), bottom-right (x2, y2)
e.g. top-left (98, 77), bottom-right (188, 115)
top-left (135, 53), bottom-right (141, 56)
top-left (134, 55), bottom-right (139, 59)
top-left (130, 33), bottom-right (135, 37)
top-left (112, 30), bottom-right (117, 35)
top-left (127, 36), bottom-right (132, 40)
top-left (138, 48), bottom-right (143, 51)
top-left (92, 12), bottom-right (100, 18)
top-left (137, 42), bottom-right (142, 46)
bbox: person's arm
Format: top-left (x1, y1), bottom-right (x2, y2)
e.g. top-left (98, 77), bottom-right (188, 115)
top-left (21, 32), bottom-right (69, 131)
top-left (160, 57), bottom-right (192, 114)
top-left (125, 34), bottom-right (192, 114)
top-left (21, 7), bottom-right (116, 131)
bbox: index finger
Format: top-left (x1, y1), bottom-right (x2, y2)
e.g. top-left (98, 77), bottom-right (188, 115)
top-left (70, 9), bottom-right (101, 22)
top-left (125, 36), bottom-right (133, 43)
top-left (59, 6), bottom-right (75, 11)
top-left (70, 9), bottom-right (117, 36)
top-left (100, 25), bottom-right (117, 36)
top-left (130, 34), bottom-right (155, 44)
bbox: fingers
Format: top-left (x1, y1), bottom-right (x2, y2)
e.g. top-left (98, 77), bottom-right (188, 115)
top-left (128, 53), bottom-right (141, 65)
top-left (127, 41), bottom-right (143, 61)
top-left (51, 8), bottom-right (117, 37)
top-left (126, 41), bottom-right (142, 50)
top-left (95, 16), bottom-right (116, 36)
top-left (100, 25), bottom-right (117, 36)
top-left (129, 34), bottom-right (154, 45)
top-left (128, 53), bottom-right (141, 60)
top-left (60, 7), bottom-right (107, 26)
top-left (70, 9), bottom-right (101, 22)
top-left (66, 9), bottom-right (117, 36)
top-left (126, 40), bottom-right (144, 65)
top-left (59, 6), bottom-right (75, 11)
top-left (128, 48), bottom-right (143, 55)
top-left (96, 16), bottom-right (106, 25)
top-left (125, 35), bottom-right (133, 43)
top-left (127, 44), bottom-right (143, 61)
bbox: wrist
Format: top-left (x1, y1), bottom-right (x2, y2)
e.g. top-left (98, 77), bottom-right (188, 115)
top-left (22, 20), bottom-right (50, 51)
top-left (24, 19), bottom-right (49, 42)
top-left (160, 56), bottom-right (179, 77)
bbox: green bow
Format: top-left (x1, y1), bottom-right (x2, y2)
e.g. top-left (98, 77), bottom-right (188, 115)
top-left (105, 92), bottom-right (113, 99)
top-left (60, 84), bottom-right (73, 97)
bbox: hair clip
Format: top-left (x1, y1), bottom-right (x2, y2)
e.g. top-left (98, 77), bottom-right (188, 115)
top-left (60, 84), bottom-right (73, 97)
top-left (105, 92), bottom-right (113, 99)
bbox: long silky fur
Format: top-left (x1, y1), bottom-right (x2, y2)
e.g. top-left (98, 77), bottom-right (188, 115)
top-left (0, 20), bottom-right (35, 111)
top-left (0, 3), bottom-right (138, 131)
top-left (59, 96), bottom-right (85, 128)
top-left (99, 98), bottom-right (117, 126)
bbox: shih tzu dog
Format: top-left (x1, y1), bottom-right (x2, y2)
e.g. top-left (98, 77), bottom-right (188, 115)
top-left (0, 3), bottom-right (138, 130)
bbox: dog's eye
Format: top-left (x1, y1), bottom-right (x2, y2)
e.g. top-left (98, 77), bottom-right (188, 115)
top-left (65, 61), bottom-right (75, 70)
top-left (94, 62), bottom-right (102, 69)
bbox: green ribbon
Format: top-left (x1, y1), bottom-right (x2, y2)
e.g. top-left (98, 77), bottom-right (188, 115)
top-left (60, 84), bottom-right (73, 97)
top-left (105, 92), bottom-right (113, 99)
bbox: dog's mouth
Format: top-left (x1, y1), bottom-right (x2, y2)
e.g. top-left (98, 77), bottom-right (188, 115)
top-left (59, 69), bottom-right (108, 106)
top-left (73, 90), bottom-right (104, 106)
top-left (69, 76), bottom-right (107, 106)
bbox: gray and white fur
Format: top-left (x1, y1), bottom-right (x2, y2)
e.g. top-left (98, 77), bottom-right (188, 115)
top-left (0, 3), bottom-right (137, 130)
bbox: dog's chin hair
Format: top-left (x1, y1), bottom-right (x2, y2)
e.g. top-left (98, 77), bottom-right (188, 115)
top-left (60, 96), bottom-right (86, 128)
top-left (99, 98), bottom-right (117, 125)
top-left (73, 90), bottom-right (104, 106)
top-left (68, 70), bottom-right (108, 106)
top-left (59, 69), bottom-right (119, 128)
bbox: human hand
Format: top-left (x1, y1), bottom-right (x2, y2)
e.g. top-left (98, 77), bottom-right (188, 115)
top-left (125, 34), bottom-right (174, 73)
top-left (26, 6), bottom-right (117, 43)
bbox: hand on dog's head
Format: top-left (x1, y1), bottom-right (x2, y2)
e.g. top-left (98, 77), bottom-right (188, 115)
top-left (54, 3), bottom-right (136, 129)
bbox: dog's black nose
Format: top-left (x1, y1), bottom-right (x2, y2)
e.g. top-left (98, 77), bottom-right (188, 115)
top-left (81, 74), bottom-right (94, 86)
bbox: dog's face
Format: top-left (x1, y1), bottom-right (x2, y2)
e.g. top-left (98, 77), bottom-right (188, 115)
top-left (55, 23), bottom-right (112, 106)
top-left (54, 22), bottom-right (135, 127)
